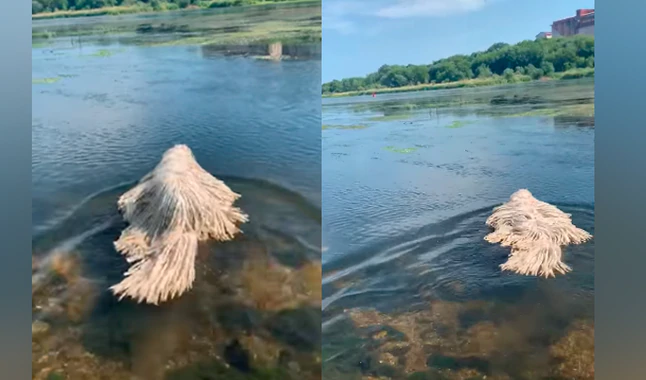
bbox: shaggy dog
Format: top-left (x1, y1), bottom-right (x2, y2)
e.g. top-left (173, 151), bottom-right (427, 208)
top-left (485, 189), bottom-right (592, 278)
top-left (111, 145), bottom-right (248, 304)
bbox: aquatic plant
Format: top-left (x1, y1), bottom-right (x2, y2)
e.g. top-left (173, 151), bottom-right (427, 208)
top-left (89, 49), bottom-right (123, 57)
top-left (111, 144), bottom-right (248, 304)
top-left (322, 124), bottom-right (367, 130)
top-left (32, 77), bottom-right (60, 84)
top-left (445, 120), bottom-right (471, 129)
top-left (484, 189), bottom-right (592, 277)
top-left (384, 146), bottom-right (417, 154)
top-left (368, 113), bottom-right (412, 122)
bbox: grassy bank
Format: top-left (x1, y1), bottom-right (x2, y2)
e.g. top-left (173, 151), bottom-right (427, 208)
top-left (32, 0), bottom-right (313, 20)
top-left (33, 4), bottom-right (152, 19)
top-left (322, 68), bottom-right (594, 98)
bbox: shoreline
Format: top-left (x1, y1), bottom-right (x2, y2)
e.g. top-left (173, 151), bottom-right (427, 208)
top-left (322, 68), bottom-right (594, 98)
top-left (32, 0), bottom-right (316, 20)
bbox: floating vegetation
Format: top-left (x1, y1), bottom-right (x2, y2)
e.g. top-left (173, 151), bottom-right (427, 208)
top-left (384, 146), bottom-right (417, 154)
top-left (503, 108), bottom-right (562, 118)
top-left (92, 49), bottom-right (112, 57)
top-left (322, 124), bottom-right (367, 130)
top-left (141, 19), bottom-right (321, 48)
top-left (32, 3), bottom-right (321, 60)
top-left (58, 74), bottom-right (79, 78)
top-left (562, 103), bottom-right (595, 117)
top-left (490, 94), bottom-right (543, 105)
top-left (89, 48), bottom-right (124, 57)
top-left (32, 77), bottom-right (61, 84)
top-left (445, 120), bottom-right (472, 129)
top-left (369, 113), bottom-right (413, 122)
top-left (503, 103), bottom-right (594, 119)
top-left (351, 99), bottom-right (465, 114)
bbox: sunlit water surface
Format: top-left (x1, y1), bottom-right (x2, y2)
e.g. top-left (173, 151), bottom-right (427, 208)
top-left (32, 8), bottom-right (321, 380)
top-left (322, 80), bottom-right (594, 380)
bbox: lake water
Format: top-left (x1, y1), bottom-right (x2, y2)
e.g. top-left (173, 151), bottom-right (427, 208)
top-left (32, 7), bottom-right (321, 380)
top-left (322, 80), bottom-right (594, 379)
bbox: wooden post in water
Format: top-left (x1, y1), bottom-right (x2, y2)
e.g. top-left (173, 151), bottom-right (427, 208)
top-left (268, 42), bottom-right (283, 61)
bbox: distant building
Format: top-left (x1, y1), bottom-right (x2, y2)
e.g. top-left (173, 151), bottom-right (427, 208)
top-left (536, 32), bottom-right (553, 40)
top-left (551, 9), bottom-right (595, 37)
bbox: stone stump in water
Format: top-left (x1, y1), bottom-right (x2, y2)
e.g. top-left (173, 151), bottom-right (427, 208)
top-left (268, 42), bottom-right (283, 60)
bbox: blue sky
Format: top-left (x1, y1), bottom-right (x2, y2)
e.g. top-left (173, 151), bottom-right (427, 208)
top-left (322, 0), bottom-right (595, 82)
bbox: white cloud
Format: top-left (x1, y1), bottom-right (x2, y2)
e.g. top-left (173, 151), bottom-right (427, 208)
top-left (323, 1), bottom-right (364, 33)
top-left (374, 0), bottom-right (488, 18)
top-left (323, 0), bottom-right (492, 34)
top-left (323, 19), bottom-right (356, 34)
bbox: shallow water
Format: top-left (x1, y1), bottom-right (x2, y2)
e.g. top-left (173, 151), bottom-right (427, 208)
top-left (32, 2), bottom-right (321, 53)
top-left (32, 9), bottom-right (321, 380)
top-left (322, 80), bottom-right (594, 379)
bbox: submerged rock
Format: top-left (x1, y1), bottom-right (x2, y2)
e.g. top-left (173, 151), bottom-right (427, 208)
top-left (32, 320), bottom-right (50, 338)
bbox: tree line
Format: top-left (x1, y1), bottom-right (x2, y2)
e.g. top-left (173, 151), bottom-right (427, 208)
top-left (32, 0), bottom-right (294, 15)
top-left (322, 35), bottom-right (594, 94)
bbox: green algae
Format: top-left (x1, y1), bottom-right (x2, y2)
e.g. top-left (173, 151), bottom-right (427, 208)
top-left (32, 77), bottom-right (61, 84)
top-left (384, 146), bottom-right (417, 154)
top-left (502, 103), bottom-right (594, 119)
top-left (445, 120), bottom-right (472, 129)
top-left (89, 48), bottom-right (125, 57)
top-left (322, 124), bottom-right (367, 130)
top-left (369, 113), bottom-right (413, 122)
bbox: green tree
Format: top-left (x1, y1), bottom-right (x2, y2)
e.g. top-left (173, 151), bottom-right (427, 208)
top-left (32, 1), bottom-right (44, 13)
top-left (322, 35), bottom-right (594, 94)
top-left (49, 0), bottom-right (68, 10)
top-left (503, 68), bottom-right (515, 81)
top-left (380, 72), bottom-right (409, 87)
top-left (476, 64), bottom-right (492, 78)
top-left (486, 42), bottom-right (509, 53)
top-left (409, 65), bottom-right (430, 84)
top-left (541, 61), bottom-right (555, 75)
top-left (526, 64), bottom-right (544, 79)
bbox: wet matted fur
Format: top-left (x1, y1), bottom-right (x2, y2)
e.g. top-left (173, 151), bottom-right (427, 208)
top-left (485, 189), bottom-right (592, 278)
top-left (111, 145), bottom-right (248, 304)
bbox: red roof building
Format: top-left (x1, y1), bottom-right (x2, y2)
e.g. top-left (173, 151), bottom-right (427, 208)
top-left (536, 32), bottom-right (553, 40)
